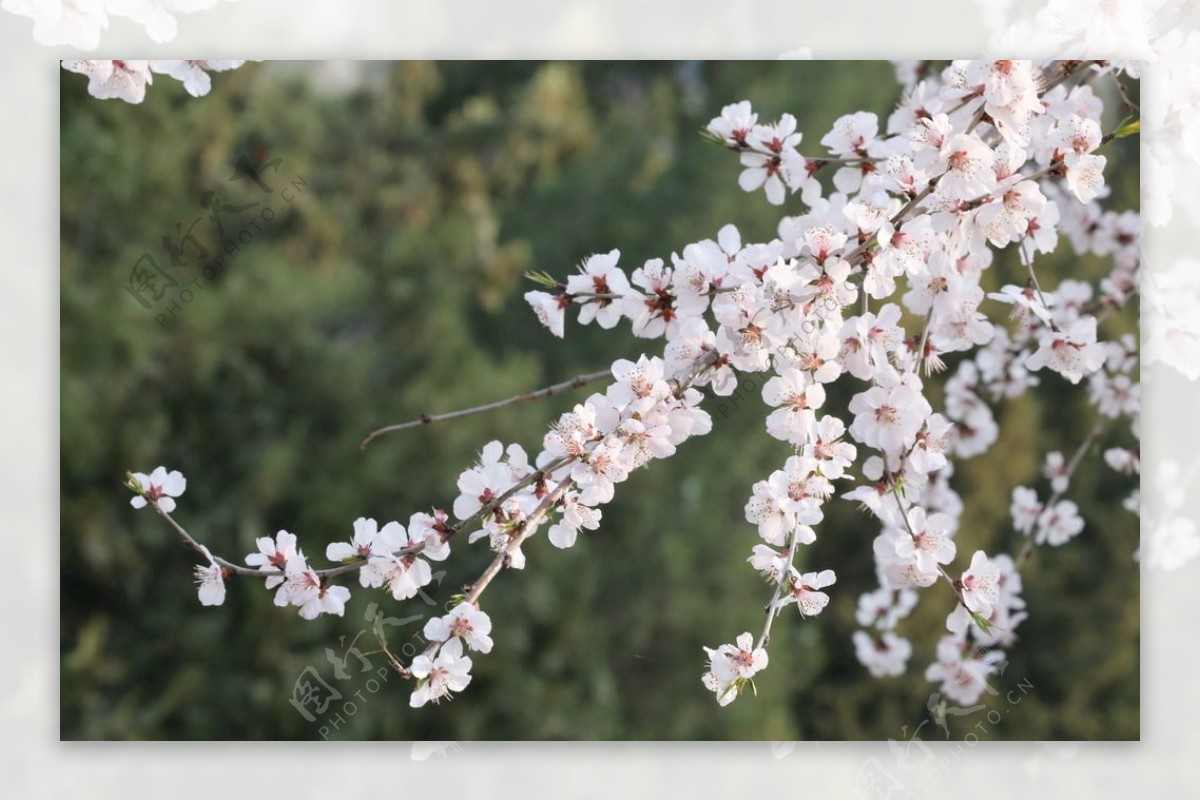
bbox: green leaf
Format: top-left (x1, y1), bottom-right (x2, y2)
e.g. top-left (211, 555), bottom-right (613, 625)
top-left (523, 270), bottom-right (559, 288)
top-left (1113, 118), bottom-right (1140, 138)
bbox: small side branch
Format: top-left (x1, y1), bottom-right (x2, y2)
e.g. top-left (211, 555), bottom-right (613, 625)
top-left (153, 504), bottom-right (268, 577)
top-left (1016, 420), bottom-right (1108, 566)
top-left (1019, 243), bottom-right (1060, 333)
top-left (360, 369), bottom-right (611, 449)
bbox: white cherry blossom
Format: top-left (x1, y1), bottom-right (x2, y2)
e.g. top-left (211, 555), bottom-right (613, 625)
top-left (373, 521), bottom-right (434, 600)
top-left (410, 639), bottom-right (473, 708)
top-left (9, 0), bottom-right (106, 48)
top-left (854, 630), bottom-right (912, 678)
top-left (194, 560), bottom-right (226, 606)
top-left (701, 632), bottom-right (768, 706)
top-left (425, 604), bottom-right (494, 654)
top-left (1035, 500), bottom-right (1085, 546)
top-left (129, 466), bottom-right (186, 512)
top-left (1025, 315), bottom-right (1106, 383)
top-left (781, 568), bottom-right (837, 616)
top-left (566, 250), bottom-right (630, 329)
top-left (150, 59), bottom-right (245, 97)
top-left (524, 290), bottom-right (567, 338)
top-left (62, 59), bottom-right (152, 103)
top-left (245, 530), bottom-right (300, 591)
top-left (706, 100), bottom-right (757, 149)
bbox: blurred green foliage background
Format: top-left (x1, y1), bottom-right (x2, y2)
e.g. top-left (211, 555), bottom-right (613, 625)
top-left (60, 61), bottom-right (1139, 740)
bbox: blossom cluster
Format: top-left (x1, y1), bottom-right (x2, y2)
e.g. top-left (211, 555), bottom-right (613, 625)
top-left (61, 59), bottom-right (247, 103)
top-left (521, 59), bottom-right (1138, 707)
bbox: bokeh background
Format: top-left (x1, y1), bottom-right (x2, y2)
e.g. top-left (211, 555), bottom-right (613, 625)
top-left (60, 61), bottom-right (1139, 741)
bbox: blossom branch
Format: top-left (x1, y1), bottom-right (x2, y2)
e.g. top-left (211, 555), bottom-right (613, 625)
top-left (136, 456), bottom-right (573, 580)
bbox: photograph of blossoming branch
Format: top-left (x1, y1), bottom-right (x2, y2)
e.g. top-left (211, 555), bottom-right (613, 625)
top-left (60, 60), bottom-right (1139, 741)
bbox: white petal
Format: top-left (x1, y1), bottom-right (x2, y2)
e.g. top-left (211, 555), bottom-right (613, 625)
top-left (198, 581), bottom-right (225, 607)
top-left (326, 542), bottom-right (356, 562)
top-left (161, 470), bottom-right (186, 496)
top-left (424, 616), bottom-right (452, 642)
top-left (548, 522), bottom-right (578, 549)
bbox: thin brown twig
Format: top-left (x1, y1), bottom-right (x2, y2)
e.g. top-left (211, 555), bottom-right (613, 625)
top-left (361, 646), bottom-right (411, 678)
top-left (361, 369), bottom-right (612, 449)
top-left (1112, 75), bottom-right (1140, 115)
